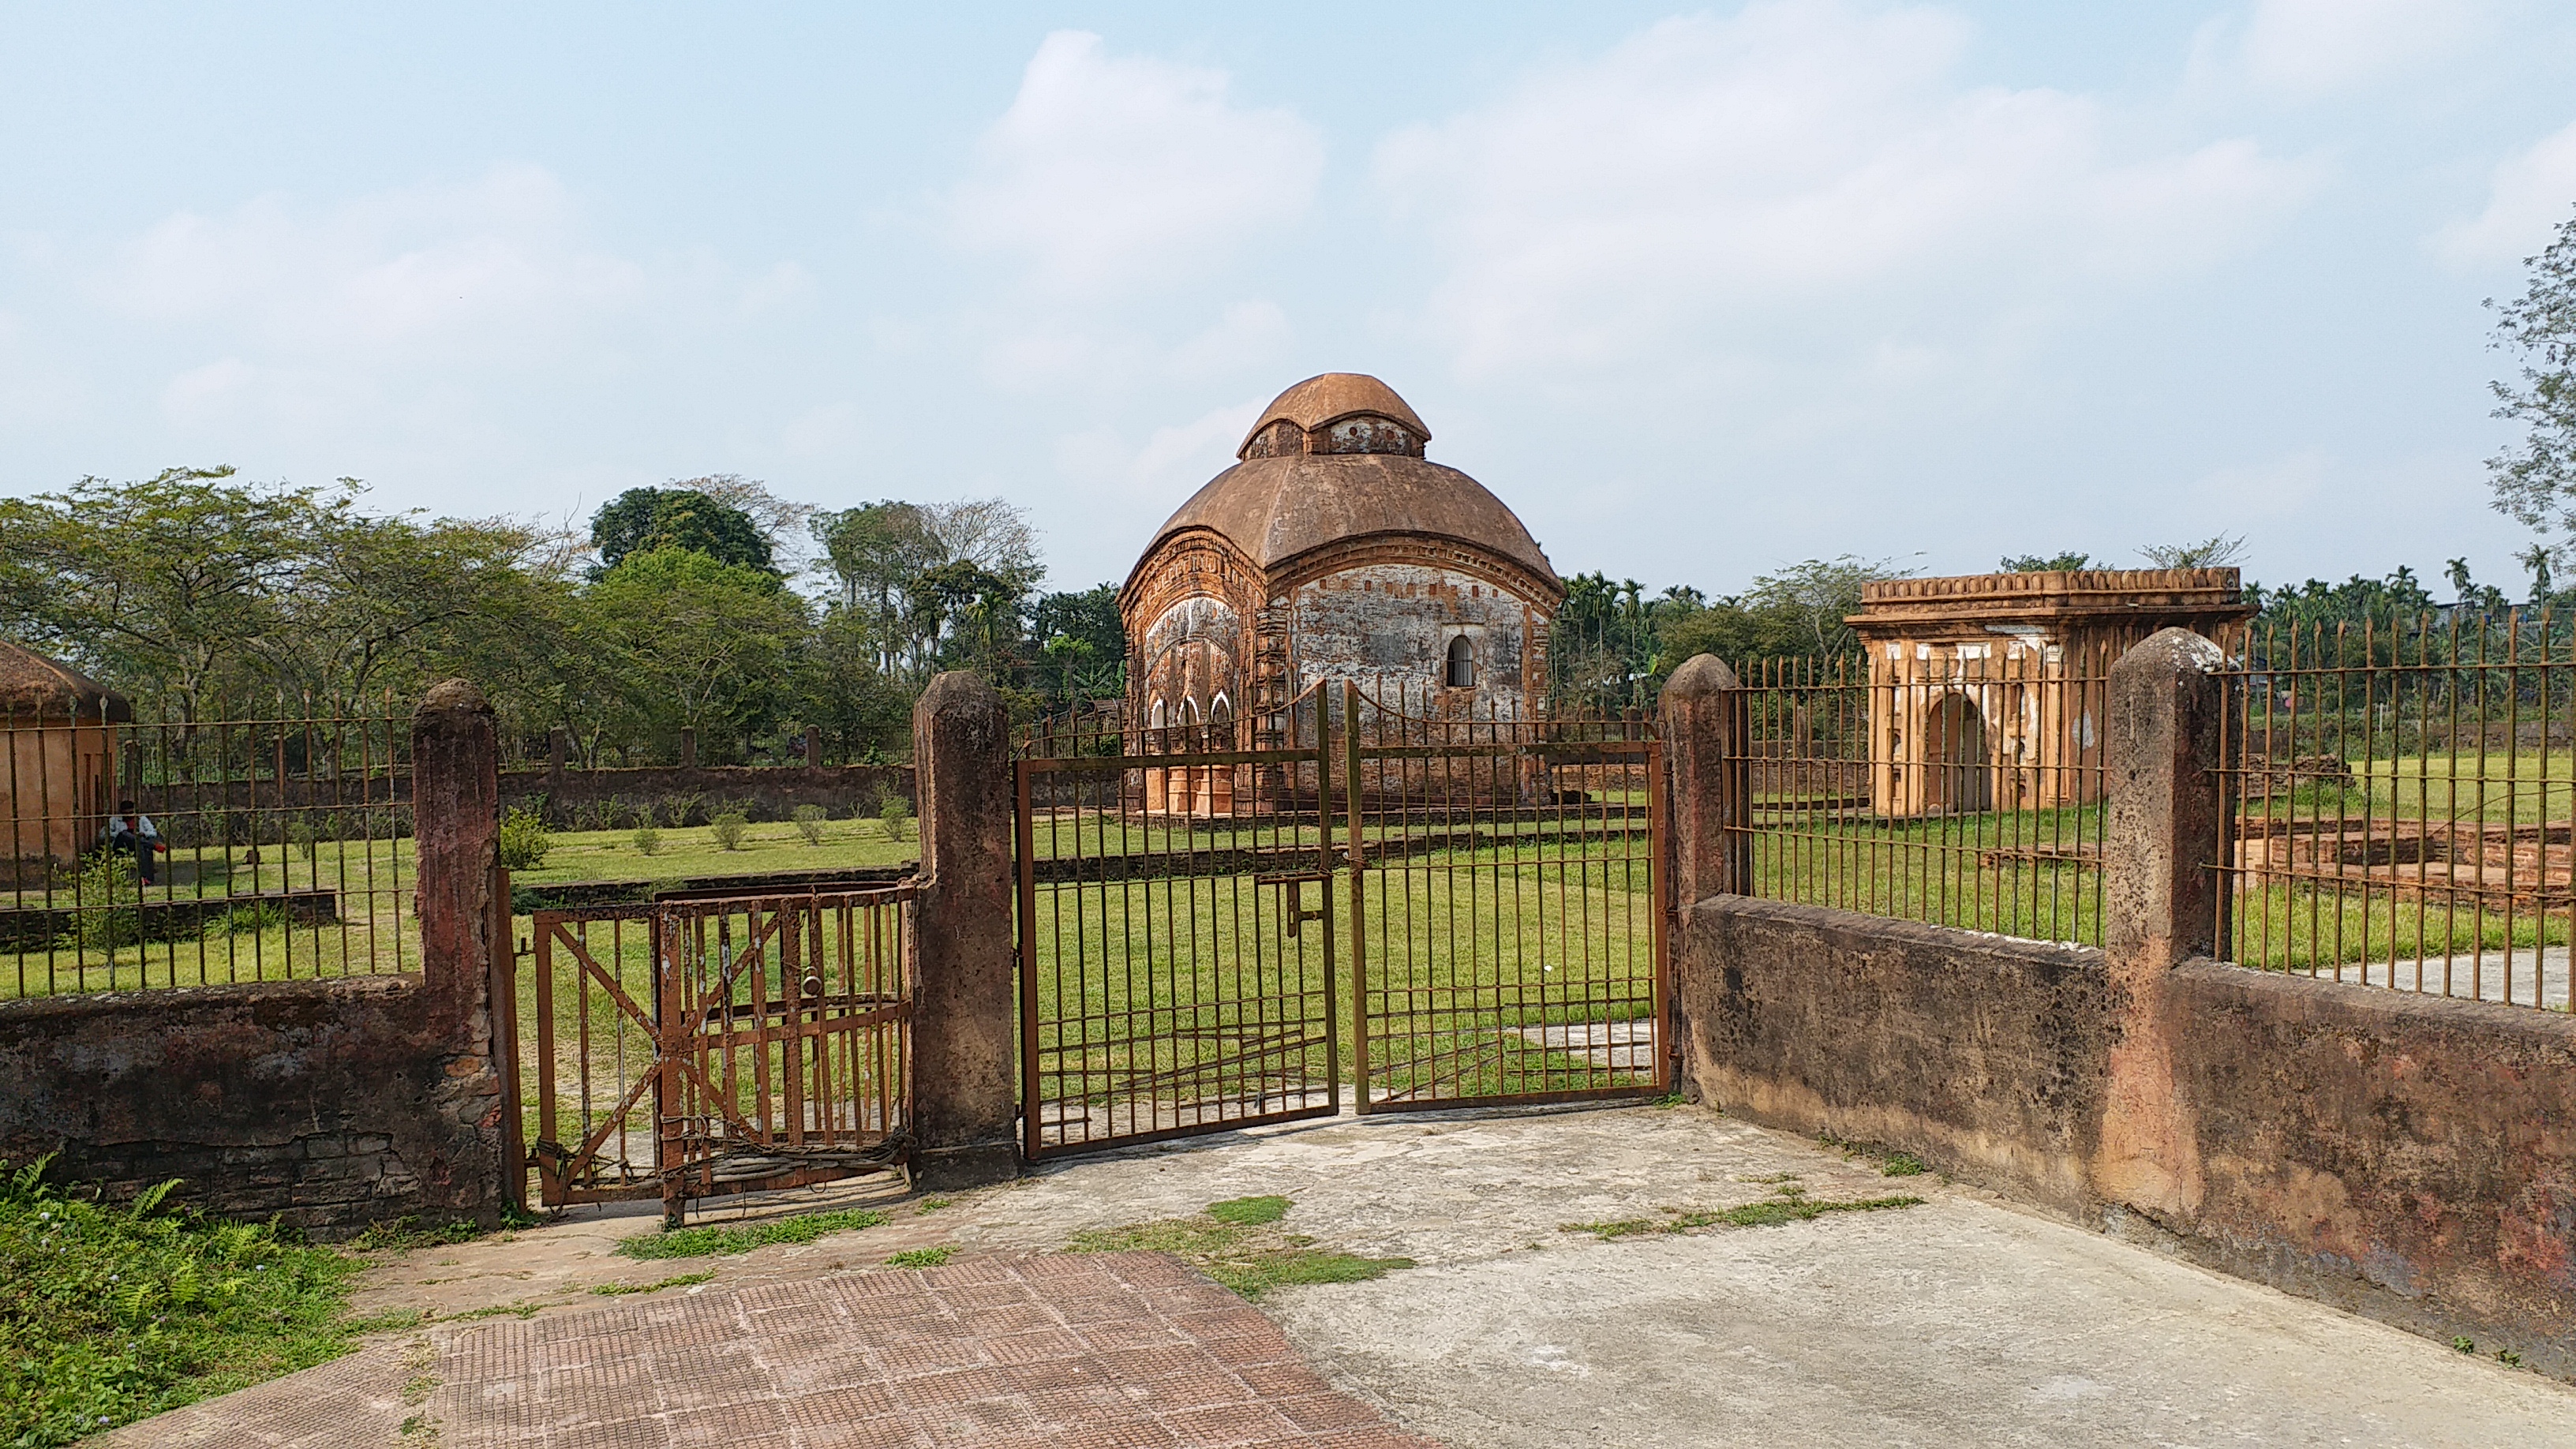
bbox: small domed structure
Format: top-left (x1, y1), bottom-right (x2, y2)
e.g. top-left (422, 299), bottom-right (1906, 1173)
top-left (1118, 375), bottom-right (1563, 804)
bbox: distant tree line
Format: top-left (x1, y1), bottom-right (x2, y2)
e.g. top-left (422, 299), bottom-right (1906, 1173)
top-left (0, 471), bottom-right (1123, 766)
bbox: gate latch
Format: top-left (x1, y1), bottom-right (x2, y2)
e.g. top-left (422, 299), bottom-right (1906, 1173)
top-left (1256, 871), bottom-right (1328, 939)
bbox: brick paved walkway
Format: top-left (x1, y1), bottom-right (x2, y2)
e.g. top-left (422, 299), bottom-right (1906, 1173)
top-left (109, 1253), bottom-right (1438, 1448)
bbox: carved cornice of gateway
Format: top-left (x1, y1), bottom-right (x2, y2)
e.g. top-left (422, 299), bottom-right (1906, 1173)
top-left (1267, 531), bottom-right (1566, 609)
top-left (1119, 529), bottom-right (1267, 625)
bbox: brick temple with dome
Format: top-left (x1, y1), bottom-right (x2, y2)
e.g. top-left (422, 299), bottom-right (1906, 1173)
top-left (1117, 373), bottom-right (1564, 811)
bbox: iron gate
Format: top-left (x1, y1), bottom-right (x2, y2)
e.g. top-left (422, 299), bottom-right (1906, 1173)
top-left (1015, 686), bottom-right (1668, 1159)
top-left (524, 886), bottom-right (913, 1222)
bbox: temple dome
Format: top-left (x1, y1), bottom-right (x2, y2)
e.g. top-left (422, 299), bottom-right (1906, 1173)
top-left (1237, 373), bottom-right (1430, 457)
top-left (1131, 376), bottom-right (1558, 594)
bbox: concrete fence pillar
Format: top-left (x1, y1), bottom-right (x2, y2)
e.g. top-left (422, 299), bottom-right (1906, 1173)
top-left (908, 671), bottom-right (1021, 1189)
top-left (410, 679), bottom-right (513, 1215)
top-left (414, 680), bottom-right (503, 1039)
top-left (2095, 627), bottom-right (2227, 1216)
top-left (1658, 653), bottom-right (1752, 907)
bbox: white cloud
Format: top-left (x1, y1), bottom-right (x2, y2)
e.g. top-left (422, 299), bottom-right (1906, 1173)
top-left (2435, 119), bottom-right (2576, 267)
top-left (1376, 2), bottom-right (2313, 377)
top-left (102, 165), bottom-right (665, 365)
top-left (75, 164), bottom-right (798, 452)
top-left (2234, 0), bottom-right (2490, 99)
top-left (949, 32), bottom-right (1324, 293)
top-left (1055, 399), bottom-right (1260, 511)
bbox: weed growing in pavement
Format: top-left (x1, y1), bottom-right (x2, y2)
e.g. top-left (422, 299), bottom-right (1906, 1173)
top-left (1561, 1182), bottom-right (1926, 1241)
top-left (883, 1247), bottom-right (956, 1268)
top-left (346, 1217), bottom-right (485, 1254)
top-left (616, 1207), bottom-right (889, 1260)
top-left (2453, 1336), bottom-right (2477, 1354)
top-left (914, 1196), bottom-right (953, 1215)
top-left (1067, 1196), bottom-right (1412, 1301)
top-left (444, 1302), bottom-right (540, 1322)
top-left (590, 1272), bottom-right (713, 1297)
top-left (1819, 1133), bottom-right (1932, 1178)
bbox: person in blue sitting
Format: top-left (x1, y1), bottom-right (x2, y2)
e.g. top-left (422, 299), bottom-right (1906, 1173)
top-left (107, 800), bottom-right (168, 886)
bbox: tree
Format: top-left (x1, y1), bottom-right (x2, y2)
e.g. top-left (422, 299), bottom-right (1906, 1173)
top-left (814, 502), bottom-right (943, 672)
top-left (1029, 584), bottom-right (1125, 703)
top-left (2140, 535), bottom-right (2248, 569)
top-left (677, 474), bottom-right (816, 574)
top-left (923, 499), bottom-right (1043, 593)
top-left (2488, 205), bottom-right (2576, 549)
top-left (589, 487), bottom-right (776, 575)
top-left (2001, 551), bottom-right (2092, 571)
top-left (582, 547), bottom-right (807, 760)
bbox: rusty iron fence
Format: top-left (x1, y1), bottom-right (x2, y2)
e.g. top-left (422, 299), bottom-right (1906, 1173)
top-left (1012, 683), bottom-right (1669, 1160)
top-left (2215, 615), bottom-right (2575, 1013)
top-left (3, 697), bottom-right (416, 998)
top-left (1725, 651), bottom-right (2114, 947)
top-left (524, 885), bottom-right (913, 1223)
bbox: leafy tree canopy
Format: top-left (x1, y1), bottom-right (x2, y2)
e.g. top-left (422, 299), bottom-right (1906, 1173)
top-left (2488, 205), bottom-right (2576, 552)
top-left (2001, 551), bottom-right (2092, 571)
top-left (590, 486), bottom-right (776, 578)
top-left (2140, 534), bottom-right (2248, 569)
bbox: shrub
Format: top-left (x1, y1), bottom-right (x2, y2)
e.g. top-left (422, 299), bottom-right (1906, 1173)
top-left (878, 792), bottom-right (912, 842)
top-left (631, 825), bottom-right (662, 857)
top-left (496, 807), bottom-right (552, 871)
top-left (790, 804), bottom-right (828, 846)
top-left (659, 792), bottom-right (704, 828)
top-left (285, 818), bottom-right (318, 863)
top-left (208, 900), bottom-right (287, 937)
top-left (58, 852), bottom-right (144, 952)
top-left (710, 811), bottom-right (749, 851)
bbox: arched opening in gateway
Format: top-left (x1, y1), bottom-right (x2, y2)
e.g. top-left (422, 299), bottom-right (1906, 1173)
top-left (1924, 692), bottom-right (1993, 814)
top-left (1445, 635), bottom-right (1476, 688)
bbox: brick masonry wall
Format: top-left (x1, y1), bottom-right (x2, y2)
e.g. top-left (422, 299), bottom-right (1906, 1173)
top-left (0, 974), bottom-right (506, 1237)
top-left (499, 763), bottom-right (914, 827)
top-left (1676, 894), bottom-right (2576, 1375)
top-left (127, 763), bottom-right (913, 830)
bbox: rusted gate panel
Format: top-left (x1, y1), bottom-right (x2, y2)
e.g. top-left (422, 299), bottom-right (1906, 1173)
top-left (1343, 683), bottom-right (1669, 1111)
top-left (1014, 698), bottom-right (1339, 1159)
top-left (526, 886), bottom-right (912, 1222)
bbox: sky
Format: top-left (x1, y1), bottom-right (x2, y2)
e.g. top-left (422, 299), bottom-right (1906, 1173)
top-left (3, 1), bottom-right (2574, 602)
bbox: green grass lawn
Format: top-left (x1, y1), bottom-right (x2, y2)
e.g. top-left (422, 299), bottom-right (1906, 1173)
top-left (1747, 804), bottom-right (2109, 946)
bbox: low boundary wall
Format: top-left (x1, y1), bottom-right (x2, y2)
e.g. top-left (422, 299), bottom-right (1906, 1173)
top-left (1676, 895), bottom-right (2576, 1375)
top-left (1662, 636), bottom-right (2576, 1376)
top-left (0, 975), bottom-right (507, 1237)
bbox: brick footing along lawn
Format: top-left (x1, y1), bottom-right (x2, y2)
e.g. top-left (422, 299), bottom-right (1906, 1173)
top-left (104, 1252), bottom-right (1436, 1449)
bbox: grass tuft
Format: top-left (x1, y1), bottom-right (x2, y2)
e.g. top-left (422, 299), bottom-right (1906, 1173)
top-left (882, 1247), bottom-right (955, 1268)
top-left (590, 1271), bottom-right (713, 1297)
top-left (346, 1217), bottom-right (485, 1254)
top-left (615, 1207), bottom-right (889, 1261)
top-left (1067, 1197), bottom-right (1410, 1301)
top-left (1562, 1185), bottom-right (1924, 1241)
